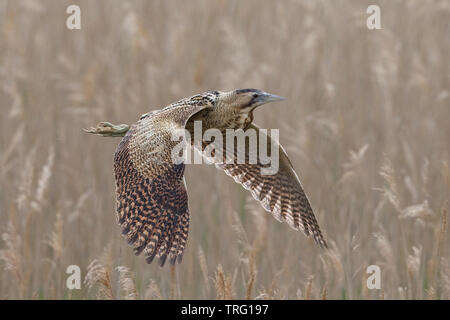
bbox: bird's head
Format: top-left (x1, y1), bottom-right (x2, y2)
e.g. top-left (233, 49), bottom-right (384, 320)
top-left (198, 89), bottom-right (285, 129)
top-left (215, 88), bottom-right (285, 111)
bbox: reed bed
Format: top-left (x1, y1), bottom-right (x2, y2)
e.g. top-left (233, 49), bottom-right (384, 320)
top-left (0, 0), bottom-right (449, 299)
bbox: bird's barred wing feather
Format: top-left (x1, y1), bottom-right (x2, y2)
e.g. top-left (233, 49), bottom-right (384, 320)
top-left (209, 123), bottom-right (327, 248)
top-left (114, 101), bottom-right (212, 267)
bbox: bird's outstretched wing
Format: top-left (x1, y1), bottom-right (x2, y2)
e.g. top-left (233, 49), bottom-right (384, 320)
top-left (114, 101), bottom-right (212, 267)
top-left (208, 123), bottom-right (327, 248)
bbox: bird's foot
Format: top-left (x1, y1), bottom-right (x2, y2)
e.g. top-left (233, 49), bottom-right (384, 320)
top-left (83, 122), bottom-right (130, 137)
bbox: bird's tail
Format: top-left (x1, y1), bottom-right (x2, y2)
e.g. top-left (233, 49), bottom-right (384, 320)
top-left (83, 122), bottom-right (130, 137)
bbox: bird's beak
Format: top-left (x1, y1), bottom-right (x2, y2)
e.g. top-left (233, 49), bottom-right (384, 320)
top-left (255, 92), bottom-right (286, 106)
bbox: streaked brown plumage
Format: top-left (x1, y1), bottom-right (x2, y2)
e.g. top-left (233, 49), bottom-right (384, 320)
top-left (85, 89), bottom-right (327, 267)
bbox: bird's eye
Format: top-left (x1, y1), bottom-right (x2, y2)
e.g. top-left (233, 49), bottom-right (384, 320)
top-left (252, 93), bottom-right (258, 98)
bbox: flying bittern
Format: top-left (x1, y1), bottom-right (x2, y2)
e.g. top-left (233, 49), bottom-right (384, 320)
top-left (85, 89), bottom-right (327, 267)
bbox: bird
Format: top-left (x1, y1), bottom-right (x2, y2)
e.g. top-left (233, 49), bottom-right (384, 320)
top-left (85, 89), bottom-right (327, 267)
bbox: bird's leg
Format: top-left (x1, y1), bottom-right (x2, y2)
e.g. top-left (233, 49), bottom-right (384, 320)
top-left (83, 122), bottom-right (130, 137)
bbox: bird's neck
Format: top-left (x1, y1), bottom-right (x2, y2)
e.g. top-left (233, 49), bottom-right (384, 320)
top-left (188, 106), bottom-right (254, 132)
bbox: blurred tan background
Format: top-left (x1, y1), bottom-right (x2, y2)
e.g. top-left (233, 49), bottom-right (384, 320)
top-left (0, 0), bottom-right (449, 299)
